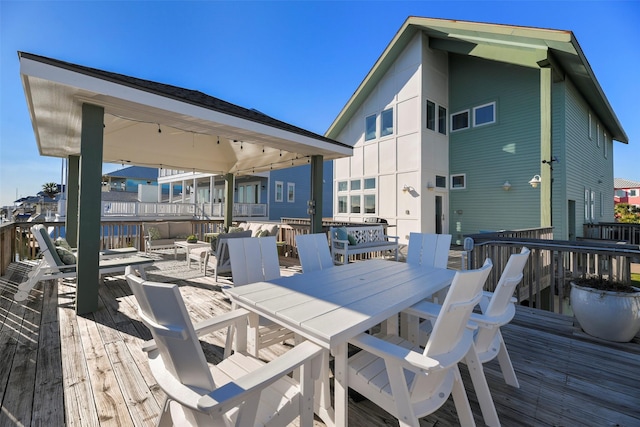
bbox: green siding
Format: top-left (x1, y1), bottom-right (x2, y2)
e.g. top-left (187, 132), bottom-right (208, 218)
top-left (448, 55), bottom-right (541, 242)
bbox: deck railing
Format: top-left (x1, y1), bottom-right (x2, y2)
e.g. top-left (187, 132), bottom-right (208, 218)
top-left (584, 222), bottom-right (640, 245)
top-left (466, 230), bottom-right (640, 314)
top-left (101, 201), bottom-right (267, 219)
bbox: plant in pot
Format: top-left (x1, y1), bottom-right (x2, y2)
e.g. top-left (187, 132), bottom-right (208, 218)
top-left (186, 234), bottom-right (198, 243)
top-left (570, 276), bottom-right (640, 342)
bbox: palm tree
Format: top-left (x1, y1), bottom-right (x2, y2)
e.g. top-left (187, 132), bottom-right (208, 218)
top-left (42, 182), bottom-right (59, 200)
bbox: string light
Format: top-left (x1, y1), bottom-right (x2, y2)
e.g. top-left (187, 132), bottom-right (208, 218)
top-left (157, 124), bottom-right (162, 134)
top-left (217, 136), bottom-right (220, 144)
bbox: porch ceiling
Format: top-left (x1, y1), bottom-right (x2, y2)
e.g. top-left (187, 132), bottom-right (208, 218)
top-left (19, 52), bottom-right (352, 176)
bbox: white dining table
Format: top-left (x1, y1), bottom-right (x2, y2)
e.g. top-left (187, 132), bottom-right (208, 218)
top-left (224, 259), bottom-right (455, 427)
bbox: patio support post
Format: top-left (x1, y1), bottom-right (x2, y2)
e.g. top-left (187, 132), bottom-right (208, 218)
top-left (65, 155), bottom-right (80, 247)
top-left (540, 65), bottom-right (552, 228)
top-left (76, 103), bottom-right (104, 314)
top-left (224, 173), bottom-right (234, 230)
top-left (310, 155), bottom-right (323, 234)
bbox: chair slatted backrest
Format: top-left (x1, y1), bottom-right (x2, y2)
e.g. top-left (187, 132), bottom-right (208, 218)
top-left (32, 225), bottom-right (65, 267)
top-left (484, 247), bottom-right (530, 317)
top-left (406, 233), bottom-right (452, 268)
top-left (126, 273), bottom-right (215, 393)
top-left (424, 258), bottom-right (492, 358)
top-left (227, 236), bottom-right (281, 286)
top-left (295, 233), bottom-right (334, 273)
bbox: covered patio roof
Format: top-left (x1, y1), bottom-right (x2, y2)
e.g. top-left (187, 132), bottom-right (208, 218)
top-left (19, 51), bottom-right (352, 176)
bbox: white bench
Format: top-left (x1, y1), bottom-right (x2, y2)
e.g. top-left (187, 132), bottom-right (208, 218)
top-left (329, 225), bottom-right (399, 265)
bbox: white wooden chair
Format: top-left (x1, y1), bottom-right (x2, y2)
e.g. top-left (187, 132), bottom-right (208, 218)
top-left (406, 232), bottom-right (452, 268)
top-left (14, 225), bottom-right (153, 302)
top-left (124, 270), bottom-right (323, 427)
top-left (226, 236), bottom-right (295, 357)
top-left (295, 233), bottom-right (334, 273)
top-left (200, 230), bottom-right (252, 280)
top-left (347, 259), bottom-right (493, 427)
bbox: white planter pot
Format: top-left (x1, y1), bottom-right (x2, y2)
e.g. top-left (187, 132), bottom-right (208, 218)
top-left (570, 282), bottom-right (640, 342)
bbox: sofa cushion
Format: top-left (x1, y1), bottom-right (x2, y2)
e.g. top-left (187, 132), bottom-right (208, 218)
top-left (170, 222), bottom-right (192, 239)
top-left (55, 246), bottom-right (76, 265)
top-left (247, 223), bottom-right (263, 237)
top-left (261, 223), bottom-right (279, 237)
top-left (347, 233), bottom-right (357, 246)
top-left (335, 227), bottom-right (349, 241)
top-left (147, 238), bottom-right (175, 247)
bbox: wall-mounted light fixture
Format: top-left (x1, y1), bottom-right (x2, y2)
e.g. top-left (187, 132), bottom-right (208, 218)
top-left (426, 182), bottom-right (435, 190)
top-left (402, 184), bottom-right (411, 193)
top-left (528, 175), bottom-right (542, 188)
top-left (502, 181), bottom-right (512, 191)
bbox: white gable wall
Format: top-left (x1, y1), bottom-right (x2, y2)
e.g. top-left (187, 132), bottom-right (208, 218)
top-left (334, 32), bottom-right (449, 244)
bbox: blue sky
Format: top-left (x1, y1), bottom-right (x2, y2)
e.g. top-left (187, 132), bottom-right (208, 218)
top-left (1, 0), bottom-right (638, 206)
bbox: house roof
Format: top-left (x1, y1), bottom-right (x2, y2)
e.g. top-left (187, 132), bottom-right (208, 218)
top-left (326, 16), bottom-right (627, 144)
top-left (19, 52), bottom-right (352, 176)
top-left (614, 178), bottom-right (640, 189)
top-left (104, 166), bottom-right (158, 180)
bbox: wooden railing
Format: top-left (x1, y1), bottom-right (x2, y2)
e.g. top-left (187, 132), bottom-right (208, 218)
top-left (584, 222), bottom-right (640, 245)
top-left (101, 201), bottom-right (267, 219)
top-left (466, 231), bottom-right (640, 315)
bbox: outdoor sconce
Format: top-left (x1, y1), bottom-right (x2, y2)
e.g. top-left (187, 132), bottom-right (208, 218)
top-left (528, 175), bottom-right (542, 188)
top-left (402, 184), bottom-right (410, 193)
top-left (502, 181), bottom-right (512, 191)
top-left (426, 182), bottom-right (435, 190)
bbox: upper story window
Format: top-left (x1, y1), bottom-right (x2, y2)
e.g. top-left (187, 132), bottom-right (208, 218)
top-left (364, 178), bottom-right (376, 190)
top-left (588, 112), bottom-right (593, 140)
top-left (451, 110), bottom-right (470, 132)
top-left (337, 181), bottom-right (348, 192)
top-left (350, 179), bottom-right (361, 191)
top-left (380, 108), bottom-right (394, 137)
top-left (604, 132), bottom-right (608, 159)
top-left (596, 123), bottom-right (601, 147)
top-left (436, 175), bottom-right (447, 188)
top-left (426, 101), bottom-right (436, 131)
top-left (629, 189), bottom-right (638, 197)
top-left (451, 174), bottom-right (466, 190)
top-left (438, 106), bottom-right (447, 135)
top-left (365, 114), bottom-right (377, 141)
top-left (473, 102), bottom-right (496, 127)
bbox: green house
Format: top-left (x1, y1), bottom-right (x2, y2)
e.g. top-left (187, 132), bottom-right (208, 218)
top-left (326, 16), bottom-right (627, 243)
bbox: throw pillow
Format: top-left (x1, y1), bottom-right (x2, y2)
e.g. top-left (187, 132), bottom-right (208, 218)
top-left (55, 247), bottom-right (76, 265)
top-left (148, 227), bottom-right (161, 241)
top-left (256, 229), bottom-right (270, 238)
top-left (347, 234), bottom-right (357, 246)
top-left (335, 227), bottom-right (349, 242)
top-left (228, 226), bottom-right (244, 233)
top-left (54, 237), bottom-right (72, 251)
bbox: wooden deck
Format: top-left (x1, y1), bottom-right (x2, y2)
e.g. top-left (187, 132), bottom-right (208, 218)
top-left (1, 252), bottom-right (639, 427)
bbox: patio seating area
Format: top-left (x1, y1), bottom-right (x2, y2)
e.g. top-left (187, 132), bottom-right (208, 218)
top-left (1, 249), bottom-right (639, 426)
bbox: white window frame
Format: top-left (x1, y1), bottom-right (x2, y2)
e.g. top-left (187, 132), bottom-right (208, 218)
top-left (451, 110), bottom-right (470, 132)
top-left (604, 132), bottom-right (608, 159)
top-left (426, 100), bottom-right (436, 131)
top-left (597, 123), bottom-right (601, 147)
top-left (365, 114), bottom-right (377, 141)
top-left (600, 192), bottom-right (603, 217)
top-left (287, 183), bottom-right (295, 203)
top-left (380, 107), bottom-right (394, 137)
top-left (451, 174), bottom-right (466, 190)
top-left (588, 112), bottom-right (592, 140)
top-left (590, 190), bottom-right (595, 220)
top-left (275, 181), bottom-right (283, 202)
top-left (584, 188), bottom-right (589, 220)
top-left (472, 102), bottom-right (496, 127)
top-left (337, 195), bottom-right (348, 214)
top-left (438, 105), bottom-right (447, 135)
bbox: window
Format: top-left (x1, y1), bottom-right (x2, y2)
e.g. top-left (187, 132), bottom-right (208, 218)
top-left (364, 178), bottom-right (376, 189)
top-left (451, 110), bottom-right (469, 132)
top-left (275, 181), bottom-right (283, 202)
top-left (338, 196), bottom-right (347, 213)
top-left (584, 188), bottom-right (589, 220)
top-left (629, 189), bottom-right (638, 197)
top-left (451, 174), bottom-right (466, 189)
top-left (596, 123), bottom-right (600, 147)
top-left (365, 114), bottom-right (376, 141)
top-left (350, 179), bottom-right (361, 191)
top-left (426, 100), bottom-right (436, 131)
top-left (438, 106), bottom-right (447, 135)
top-left (350, 195), bottom-right (361, 213)
top-left (604, 132), bottom-right (608, 159)
top-left (590, 190), bottom-right (595, 220)
top-left (473, 102), bottom-right (495, 127)
top-left (287, 183), bottom-right (295, 203)
top-left (380, 108), bottom-right (393, 137)
top-left (436, 175), bottom-right (447, 188)
top-left (337, 181), bottom-right (347, 192)
top-left (600, 192), bottom-right (603, 217)
top-left (588, 113), bottom-right (592, 139)
top-left (364, 194), bottom-right (376, 214)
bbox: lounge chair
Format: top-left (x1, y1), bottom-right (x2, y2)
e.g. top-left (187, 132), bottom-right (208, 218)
top-left (13, 225), bottom-right (154, 302)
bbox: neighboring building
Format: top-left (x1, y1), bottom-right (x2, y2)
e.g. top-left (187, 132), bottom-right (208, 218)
top-left (326, 17), bottom-right (627, 244)
top-left (157, 162), bottom-right (333, 220)
top-left (614, 178), bottom-right (640, 207)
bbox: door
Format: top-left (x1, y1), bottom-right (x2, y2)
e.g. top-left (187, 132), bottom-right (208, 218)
top-left (435, 195), bottom-right (443, 234)
top-left (568, 200), bottom-right (576, 240)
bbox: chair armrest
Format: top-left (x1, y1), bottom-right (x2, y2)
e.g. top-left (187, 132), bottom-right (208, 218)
top-left (385, 235), bottom-right (399, 242)
top-left (349, 332), bottom-right (440, 373)
top-left (197, 341), bottom-right (324, 413)
top-left (468, 304), bottom-right (515, 328)
top-left (332, 238), bottom-right (349, 245)
top-left (403, 299), bottom-right (442, 321)
top-left (142, 309), bottom-right (249, 353)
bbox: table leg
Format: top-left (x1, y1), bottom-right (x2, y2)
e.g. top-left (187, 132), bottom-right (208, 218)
top-left (314, 350), bottom-right (335, 427)
top-left (333, 342), bottom-right (348, 427)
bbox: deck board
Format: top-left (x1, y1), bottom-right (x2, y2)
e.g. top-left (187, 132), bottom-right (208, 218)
top-left (1, 252), bottom-right (639, 427)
